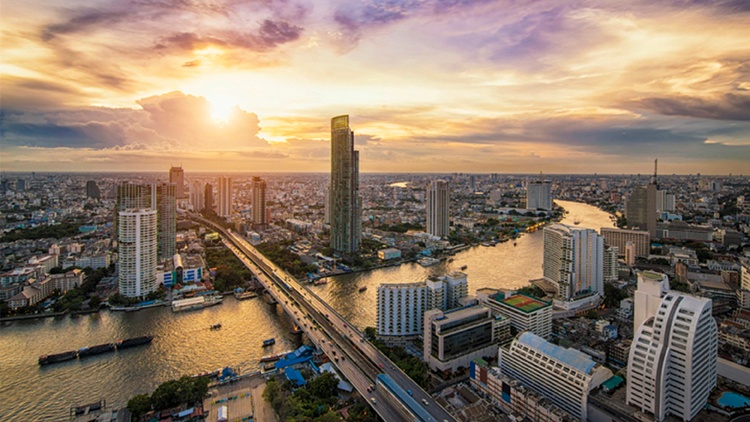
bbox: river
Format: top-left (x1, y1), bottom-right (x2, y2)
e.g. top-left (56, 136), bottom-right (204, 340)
top-left (0, 200), bottom-right (613, 421)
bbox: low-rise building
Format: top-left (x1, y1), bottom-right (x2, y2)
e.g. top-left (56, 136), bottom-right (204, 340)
top-left (377, 248), bottom-right (402, 260)
top-left (477, 289), bottom-right (552, 339)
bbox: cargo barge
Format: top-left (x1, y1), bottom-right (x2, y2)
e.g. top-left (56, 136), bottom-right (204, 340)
top-left (78, 343), bottom-right (115, 358)
top-left (39, 350), bottom-right (78, 365)
top-left (117, 335), bottom-right (153, 349)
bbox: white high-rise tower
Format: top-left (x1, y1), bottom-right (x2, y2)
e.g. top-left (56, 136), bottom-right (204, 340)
top-left (427, 180), bottom-right (450, 238)
top-left (543, 224), bottom-right (604, 300)
top-left (118, 209), bottom-right (157, 298)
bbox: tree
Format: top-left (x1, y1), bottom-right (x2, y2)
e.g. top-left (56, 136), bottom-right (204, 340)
top-left (308, 372), bottom-right (339, 400)
top-left (603, 282), bottom-right (628, 308)
top-left (127, 394), bottom-right (152, 419)
top-left (364, 326), bottom-right (377, 340)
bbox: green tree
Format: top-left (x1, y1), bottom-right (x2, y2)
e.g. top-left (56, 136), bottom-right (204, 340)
top-left (127, 394), bottom-right (152, 419)
top-left (364, 326), bottom-right (377, 340)
top-left (308, 372), bottom-right (339, 400)
top-left (603, 282), bottom-right (628, 308)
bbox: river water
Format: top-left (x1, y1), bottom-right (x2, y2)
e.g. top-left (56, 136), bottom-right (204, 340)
top-left (0, 200), bottom-right (613, 421)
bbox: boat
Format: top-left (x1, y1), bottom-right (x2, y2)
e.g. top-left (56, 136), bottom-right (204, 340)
top-left (573, 218), bottom-right (582, 225)
top-left (260, 353), bottom-right (286, 363)
top-left (359, 286), bottom-right (368, 292)
top-left (460, 265), bottom-right (468, 270)
top-left (38, 350), bottom-right (78, 365)
top-left (117, 335), bottom-right (153, 350)
top-left (313, 278), bottom-right (328, 286)
top-left (210, 323), bottom-right (222, 330)
top-left (77, 343), bottom-right (115, 358)
top-left (172, 295), bottom-right (224, 312)
top-left (233, 291), bottom-right (257, 300)
top-left (513, 242), bottom-right (517, 247)
top-left (417, 257), bottom-right (440, 267)
top-left (262, 338), bottom-right (276, 347)
top-left (262, 362), bottom-right (277, 371)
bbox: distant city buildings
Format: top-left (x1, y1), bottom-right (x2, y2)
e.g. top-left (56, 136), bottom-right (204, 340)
top-left (526, 180), bottom-right (552, 210)
top-left (117, 209), bottom-right (157, 298)
top-left (426, 180), bottom-right (450, 238)
top-left (85, 180), bottom-right (100, 199)
top-left (543, 224), bottom-right (604, 301)
top-left (329, 115), bottom-right (361, 254)
top-left (169, 166), bottom-right (185, 199)
top-left (252, 176), bottom-right (267, 230)
top-left (626, 176), bottom-right (657, 238)
top-left (203, 183), bottom-right (214, 213)
top-left (600, 227), bottom-right (650, 258)
top-left (218, 176), bottom-right (232, 217)
top-left (190, 180), bottom-right (204, 212)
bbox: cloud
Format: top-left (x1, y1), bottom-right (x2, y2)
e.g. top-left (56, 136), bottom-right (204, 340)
top-left (633, 93), bottom-right (750, 121)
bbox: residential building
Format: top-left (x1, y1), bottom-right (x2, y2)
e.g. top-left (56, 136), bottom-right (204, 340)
top-left (169, 166), bottom-right (185, 198)
top-left (115, 182), bottom-right (176, 261)
top-left (117, 209), bottom-right (158, 298)
top-left (625, 241), bottom-right (636, 266)
top-left (626, 181), bottom-right (657, 238)
top-left (203, 183), bottom-right (213, 213)
top-left (600, 227), bottom-right (650, 258)
top-left (444, 271), bottom-right (468, 310)
top-left (627, 291), bottom-right (717, 421)
top-left (543, 224), bottom-right (604, 301)
top-left (50, 269), bottom-right (84, 292)
top-left (603, 246), bottom-right (618, 283)
top-left (500, 331), bottom-right (613, 421)
top-left (477, 289), bottom-right (552, 339)
top-left (424, 305), bottom-right (507, 372)
top-left (527, 180), bottom-right (552, 210)
top-left (217, 176), bottom-right (232, 217)
top-left (329, 115), bottom-right (361, 254)
top-left (377, 248), bottom-right (401, 260)
top-left (427, 180), bottom-right (450, 238)
top-left (633, 271), bottom-right (669, 331)
top-left (190, 180), bottom-right (204, 212)
top-left (85, 180), bottom-right (100, 199)
top-left (656, 190), bottom-right (675, 213)
top-left (377, 282), bottom-right (427, 344)
top-left (252, 176), bottom-right (267, 229)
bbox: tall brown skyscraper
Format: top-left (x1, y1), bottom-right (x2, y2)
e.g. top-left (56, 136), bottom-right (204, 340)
top-left (169, 166), bottom-right (185, 199)
top-left (252, 177), bottom-right (267, 230)
top-left (329, 115), bottom-right (360, 254)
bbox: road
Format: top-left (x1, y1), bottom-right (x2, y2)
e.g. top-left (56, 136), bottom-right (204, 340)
top-left (193, 215), bottom-right (456, 422)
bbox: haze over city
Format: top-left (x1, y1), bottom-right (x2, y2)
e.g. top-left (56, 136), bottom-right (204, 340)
top-left (2, 0), bottom-right (750, 173)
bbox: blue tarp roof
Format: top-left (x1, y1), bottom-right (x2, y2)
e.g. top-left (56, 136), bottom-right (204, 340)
top-left (517, 331), bottom-right (597, 374)
top-left (285, 368), bottom-right (307, 386)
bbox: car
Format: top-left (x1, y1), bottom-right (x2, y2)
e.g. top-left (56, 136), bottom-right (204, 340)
top-left (422, 399), bottom-right (429, 406)
top-left (371, 398), bottom-right (377, 405)
top-left (368, 384), bottom-right (375, 392)
top-left (406, 389), bottom-right (413, 396)
top-left (378, 363), bottom-right (383, 369)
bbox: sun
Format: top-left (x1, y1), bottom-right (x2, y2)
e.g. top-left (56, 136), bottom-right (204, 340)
top-left (208, 96), bottom-right (237, 124)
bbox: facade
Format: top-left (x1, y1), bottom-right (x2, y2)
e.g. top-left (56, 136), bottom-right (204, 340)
top-left (626, 184), bottom-right (657, 238)
top-left (190, 180), bottom-right (204, 212)
top-left (329, 115), bottom-right (361, 254)
top-left (444, 271), bottom-right (469, 310)
top-left (252, 176), bottom-right (267, 229)
top-left (603, 246), bottom-right (619, 283)
top-left (500, 331), bottom-right (613, 421)
top-left (426, 180), bottom-right (450, 238)
top-left (169, 166), bottom-right (185, 198)
top-left (477, 289), bottom-right (552, 339)
top-left (634, 271), bottom-right (669, 331)
top-left (657, 221), bottom-right (714, 241)
top-left (217, 176), bottom-right (232, 217)
top-left (115, 182), bottom-right (176, 261)
top-left (424, 305), bottom-right (507, 372)
top-left (377, 248), bottom-right (402, 260)
top-left (203, 183), bottom-right (213, 213)
top-left (600, 227), bottom-right (650, 257)
top-left (85, 180), bottom-right (101, 199)
top-left (627, 292), bottom-right (717, 421)
top-left (543, 224), bottom-right (604, 301)
top-left (527, 180), bottom-right (552, 210)
top-left (117, 209), bottom-right (158, 298)
top-left (377, 282), bottom-right (427, 343)
top-left (50, 269), bottom-right (84, 292)
top-left (656, 190), bottom-right (675, 213)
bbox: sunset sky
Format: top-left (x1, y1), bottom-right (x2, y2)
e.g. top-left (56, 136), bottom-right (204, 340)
top-left (1, 0), bottom-right (749, 174)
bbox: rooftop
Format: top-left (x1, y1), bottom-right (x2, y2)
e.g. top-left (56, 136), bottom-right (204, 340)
top-left (517, 331), bottom-right (597, 374)
top-left (499, 293), bottom-right (551, 313)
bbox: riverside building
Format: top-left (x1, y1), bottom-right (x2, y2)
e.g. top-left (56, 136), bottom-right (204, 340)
top-left (117, 209), bottom-right (158, 298)
top-left (329, 115), bottom-right (361, 253)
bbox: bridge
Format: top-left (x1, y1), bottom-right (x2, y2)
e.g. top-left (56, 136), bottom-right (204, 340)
top-left (192, 214), bottom-right (456, 422)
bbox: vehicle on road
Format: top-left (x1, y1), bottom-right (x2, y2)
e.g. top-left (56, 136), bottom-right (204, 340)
top-left (407, 390), bottom-right (413, 396)
top-left (422, 398), bottom-right (429, 406)
top-left (371, 398), bottom-right (377, 405)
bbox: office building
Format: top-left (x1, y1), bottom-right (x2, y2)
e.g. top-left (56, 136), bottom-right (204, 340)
top-left (624, 241), bottom-right (636, 266)
top-left (424, 305), bottom-right (507, 372)
top-left (741, 261), bottom-right (750, 309)
top-left (329, 115), bottom-right (361, 253)
top-left (118, 209), bottom-right (157, 298)
top-left (603, 246), bottom-right (618, 282)
top-left (377, 282), bottom-right (427, 344)
top-left (204, 183), bottom-right (213, 213)
top-left (427, 180), bottom-right (450, 238)
top-left (656, 190), bottom-right (675, 213)
top-left (444, 271), bottom-right (468, 309)
top-left (477, 289), bottom-right (552, 339)
top-left (600, 227), bottom-right (650, 258)
top-left (627, 290), bottom-right (717, 421)
top-left (85, 180), bottom-right (101, 199)
top-left (252, 176), bottom-right (267, 230)
top-left (527, 180), bottom-right (552, 210)
top-left (169, 166), bottom-right (186, 198)
top-left (543, 224), bottom-right (604, 301)
top-left (217, 176), bottom-right (232, 217)
top-left (190, 180), bottom-right (204, 212)
top-left (626, 167), bottom-right (658, 238)
top-left (633, 271), bottom-right (669, 331)
top-left (116, 182), bottom-right (176, 261)
top-left (501, 331), bottom-right (613, 421)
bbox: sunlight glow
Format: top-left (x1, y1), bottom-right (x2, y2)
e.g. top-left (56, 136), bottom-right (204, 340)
top-left (209, 96), bottom-right (236, 124)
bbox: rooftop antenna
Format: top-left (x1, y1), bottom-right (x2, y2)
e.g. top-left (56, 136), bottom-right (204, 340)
top-left (652, 159), bottom-right (658, 185)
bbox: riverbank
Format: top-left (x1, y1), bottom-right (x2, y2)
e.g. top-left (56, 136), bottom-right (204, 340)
top-left (0, 309), bottom-right (69, 322)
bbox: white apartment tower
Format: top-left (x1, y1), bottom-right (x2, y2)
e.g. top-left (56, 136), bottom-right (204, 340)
top-left (627, 291), bottom-right (717, 421)
top-left (118, 209), bottom-right (157, 298)
top-left (444, 271), bottom-right (469, 309)
top-left (377, 283), bottom-right (427, 342)
top-left (218, 176), bottom-right (232, 217)
top-left (543, 224), bottom-right (604, 301)
top-left (634, 271), bottom-right (670, 331)
top-left (604, 246), bottom-right (619, 283)
top-left (427, 180), bottom-right (450, 238)
top-left (526, 180), bottom-right (552, 210)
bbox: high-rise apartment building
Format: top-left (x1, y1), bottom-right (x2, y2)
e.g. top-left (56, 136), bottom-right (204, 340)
top-left (633, 271), bottom-right (669, 331)
top-left (627, 288), bottom-right (717, 421)
top-left (217, 176), bottom-right (232, 217)
top-left (543, 224), bottom-right (604, 301)
top-left (85, 180), bottom-right (101, 199)
top-left (169, 166), bottom-right (185, 199)
top-left (252, 176), bottom-right (267, 230)
top-left (117, 209), bottom-right (157, 298)
top-left (190, 180), bottom-right (204, 212)
top-left (444, 271), bottom-right (468, 309)
top-left (115, 182), bottom-right (176, 261)
top-left (626, 172), bottom-right (658, 238)
top-left (526, 180), bottom-right (552, 210)
top-left (501, 331), bottom-right (613, 421)
top-left (329, 115), bottom-right (361, 254)
top-left (600, 227), bottom-right (650, 258)
top-left (377, 282), bottom-right (427, 343)
top-left (427, 180), bottom-right (450, 238)
top-left (203, 183), bottom-right (213, 213)
top-left (656, 190), bottom-right (675, 213)
top-left (603, 246), bottom-right (619, 282)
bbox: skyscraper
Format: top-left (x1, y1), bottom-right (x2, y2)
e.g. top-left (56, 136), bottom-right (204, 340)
top-left (217, 176), bottom-right (232, 217)
top-left (115, 182), bottom-right (176, 261)
top-left (626, 160), bottom-right (659, 238)
top-left (117, 209), bottom-right (157, 298)
top-left (543, 224), bottom-right (604, 301)
top-left (85, 180), bottom-right (101, 199)
top-left (252, 176), bottom-right (267, 230)
top-left (203, 183), bottom-right (213, 213)
top-left (190, 180), bottom-right (204, 212)
top-left (627, 283), bottom-right (717, 421)
top-left (329, 115), bottom-right (361, 254)
top-left (427, 180), bottom-right (450, 238)
top-left (526, 180), bottom-right (552, 210)
top-left (169, 166), bottom-right (185, 199)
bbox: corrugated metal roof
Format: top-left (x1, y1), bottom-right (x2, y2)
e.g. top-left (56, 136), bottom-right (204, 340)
top-left (517, 331), bottom-right (596, 374)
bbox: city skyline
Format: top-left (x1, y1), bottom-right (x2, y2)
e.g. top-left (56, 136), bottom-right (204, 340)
top-left (2, 1), bottom-right (750, 174)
